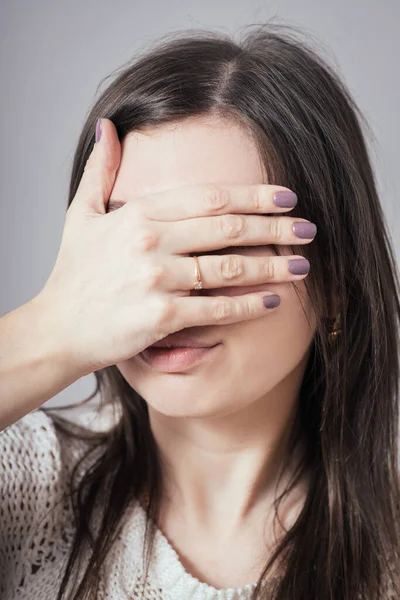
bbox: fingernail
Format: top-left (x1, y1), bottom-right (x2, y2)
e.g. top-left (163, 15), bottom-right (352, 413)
top-left (95, 118), bottom-right (102, 143)
top-left (263, 294), bottom-right (281, 309)
top-left (273, 191), bottom-right (297, 208)
top-left (292, 222), bottom-right (317, 239)
top-left (288, 258), bottom-right (310, 275)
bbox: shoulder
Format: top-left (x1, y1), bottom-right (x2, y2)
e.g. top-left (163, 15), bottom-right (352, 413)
top-left (0, 410), bottom-right (65, 596)
top-left (0, 405), bottom-right (108, 598)
top-left (0, 403), bottom-right (115, 491)
top-left (0, 408), bottom-right (62, 486)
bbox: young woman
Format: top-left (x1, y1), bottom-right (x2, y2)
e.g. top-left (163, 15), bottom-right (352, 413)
top-left (0, 23), bottom-right (399, 600)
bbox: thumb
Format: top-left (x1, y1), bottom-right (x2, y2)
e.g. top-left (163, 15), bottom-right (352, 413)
top-left (71, 117), bottom-right (121, 216)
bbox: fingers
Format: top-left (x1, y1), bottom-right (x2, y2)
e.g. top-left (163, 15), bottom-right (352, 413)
top-left (157, 213), bottom-right (317, 254)
top-left (70, 118), bottom-right (121, 216)
top-left (161, 254), bottom-right (310, 290)
top-left (110, 183), bottom-right (298, 221)
top-left (169, 291), bottom-right (281, 330)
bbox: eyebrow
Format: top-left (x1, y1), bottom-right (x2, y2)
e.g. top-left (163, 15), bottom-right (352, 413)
top-left (107, 199), bottom-right (126, 212)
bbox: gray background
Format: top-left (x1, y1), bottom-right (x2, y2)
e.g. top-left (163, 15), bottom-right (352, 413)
top-left (1, 0), bottom-right (399, 408)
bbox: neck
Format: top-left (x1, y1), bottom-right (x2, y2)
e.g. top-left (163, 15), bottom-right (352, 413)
top-left (147, 355), bottom-right (310, 538)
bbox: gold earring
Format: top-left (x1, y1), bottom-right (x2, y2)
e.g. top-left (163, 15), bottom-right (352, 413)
top-left (328, 313), bottom-right (342, 343)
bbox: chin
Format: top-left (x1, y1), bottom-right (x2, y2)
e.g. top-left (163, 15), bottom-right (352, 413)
top-left (117, 364), bottom-right (243, 418)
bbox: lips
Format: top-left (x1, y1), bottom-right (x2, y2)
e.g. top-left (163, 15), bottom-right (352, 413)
top-left (147, 333), bottom-right (222, 350)
top-left (140, 344), bottom-right (221, 372)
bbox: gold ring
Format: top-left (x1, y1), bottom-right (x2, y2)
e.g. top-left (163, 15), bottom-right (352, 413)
top-left (192, 255), bottom-right (203, 290)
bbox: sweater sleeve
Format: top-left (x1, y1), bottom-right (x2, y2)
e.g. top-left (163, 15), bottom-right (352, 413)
top-left (0, 408), bottom-right (76, 598)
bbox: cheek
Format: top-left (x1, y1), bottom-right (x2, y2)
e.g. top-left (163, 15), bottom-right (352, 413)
top-left (219, 280), bottom-right (316, 397)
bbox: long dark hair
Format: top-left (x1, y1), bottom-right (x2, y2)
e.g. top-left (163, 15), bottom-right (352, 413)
top-left (42, 22), bottom-right (400, 599)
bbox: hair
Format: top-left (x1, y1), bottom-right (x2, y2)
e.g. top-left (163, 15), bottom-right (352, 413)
top-left (41, 21), bottom-right (400, 600)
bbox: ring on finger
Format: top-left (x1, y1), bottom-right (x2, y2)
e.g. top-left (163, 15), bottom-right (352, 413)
top-left (192, 255), bottom-right (203, 290)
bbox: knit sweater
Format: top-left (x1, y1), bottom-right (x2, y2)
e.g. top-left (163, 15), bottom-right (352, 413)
top-left (1, 407), bottom-right (397, 599)
top-left (0, 406), bottom-right (264, 600)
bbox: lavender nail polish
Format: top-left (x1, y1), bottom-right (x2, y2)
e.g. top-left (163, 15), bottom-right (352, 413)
top-left (273, 191), bottom-right (298, 208)
top-left (288, 258), bottom-right (310, 275)
top-left (263, 294), bottom-right (281, 309)
top-left (95, 118), bottom-right (102, 142)
top-left (292, 222), bottom-right (317, 239)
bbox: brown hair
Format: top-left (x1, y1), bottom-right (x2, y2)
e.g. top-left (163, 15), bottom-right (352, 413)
top-left (42, 22), bottom-right (400, 599)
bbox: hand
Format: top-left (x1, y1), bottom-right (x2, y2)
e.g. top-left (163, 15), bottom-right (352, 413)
top-left (36, 118), bottom-right (316, 375)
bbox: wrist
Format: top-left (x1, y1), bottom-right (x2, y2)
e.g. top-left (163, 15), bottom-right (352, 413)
top-left (28, 291), bottom-right (90, 381)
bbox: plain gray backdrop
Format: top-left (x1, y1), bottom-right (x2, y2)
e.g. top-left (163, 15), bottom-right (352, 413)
top-left (1, 0), bottom-right (399, 408)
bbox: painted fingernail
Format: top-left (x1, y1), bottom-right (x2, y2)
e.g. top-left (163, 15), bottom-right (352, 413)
top-left (292, 222), bottom-right (317, 238)
top-left (273, 191), bottom-right (298, 208)
top-left (263, 294), bottom-right (281, 309)
top-left (288, 258), bottom-right (310, 275)
top-left (95, 118), bottom-right (102, 142)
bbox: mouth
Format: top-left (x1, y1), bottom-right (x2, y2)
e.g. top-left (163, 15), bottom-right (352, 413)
top-left (139, 340), bottom-right (222, 373)
top-left (147, 335), bottom-right (222, 350)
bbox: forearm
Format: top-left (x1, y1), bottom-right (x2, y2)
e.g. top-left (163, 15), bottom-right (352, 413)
top-left (0, 294), bottom-right (87, 431)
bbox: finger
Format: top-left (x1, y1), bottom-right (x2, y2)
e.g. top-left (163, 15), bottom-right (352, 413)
top-left (162, 254), bottom-right (310, 290)
top-left (157, 214), bottom-right (317, 254)
top-left (69, 118), bottom-right (121, 217)
top-left (170, 291), bottom-right (281, 330)
top-left (107, 183), bottom-right (298, 221)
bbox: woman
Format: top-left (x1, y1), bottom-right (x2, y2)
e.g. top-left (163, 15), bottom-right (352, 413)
top-left (0, 22), bottom-right (399, 600)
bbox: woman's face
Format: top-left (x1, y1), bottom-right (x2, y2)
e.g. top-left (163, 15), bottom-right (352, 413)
top-left (111, 115), bottom-right (317, 418)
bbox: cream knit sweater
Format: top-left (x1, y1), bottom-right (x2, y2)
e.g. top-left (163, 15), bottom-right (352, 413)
top-left (1, 407), bottom-right (396, 599)
top-left (0, 407), bottom-right (263, 600)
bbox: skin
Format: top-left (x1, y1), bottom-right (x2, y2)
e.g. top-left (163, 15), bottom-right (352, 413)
top-left (110, 115), bottom-right (318, 587)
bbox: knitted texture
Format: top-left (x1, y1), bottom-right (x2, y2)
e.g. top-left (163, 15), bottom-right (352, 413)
top-left (0, 407), bottom-right (396, 599)
top-left (0, 408), bottom-right (258, 599)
